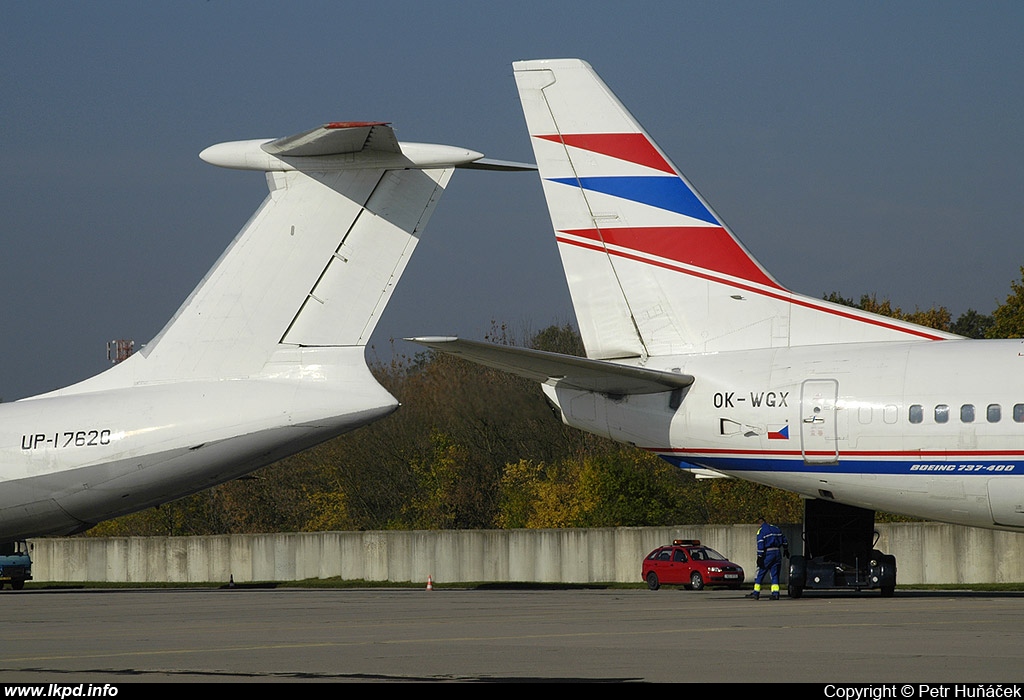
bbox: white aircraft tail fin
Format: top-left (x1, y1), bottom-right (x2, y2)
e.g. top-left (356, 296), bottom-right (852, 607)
top-left (513, 59), bottom-right (955, 359)
top-left (58, 123), bottom-right (504, 392)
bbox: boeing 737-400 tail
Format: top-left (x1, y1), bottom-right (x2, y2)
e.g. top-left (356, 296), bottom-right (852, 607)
top-left (513, 59), bottom-right (956, 358)
top-left (414, 59), bottom-right (1024, 597)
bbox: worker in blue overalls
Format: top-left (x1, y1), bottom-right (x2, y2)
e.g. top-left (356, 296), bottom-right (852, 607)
top-left (747, 516), bottom-right (789, 600)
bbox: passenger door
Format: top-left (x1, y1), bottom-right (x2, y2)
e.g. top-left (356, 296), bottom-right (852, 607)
top-left (801, 379), bottom-right (839, 464)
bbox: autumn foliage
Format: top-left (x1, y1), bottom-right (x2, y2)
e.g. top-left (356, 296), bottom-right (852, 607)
top-left (88, 267), bottom-right (1024, 537)
top-left (87, 324), bottom-right (798, 536)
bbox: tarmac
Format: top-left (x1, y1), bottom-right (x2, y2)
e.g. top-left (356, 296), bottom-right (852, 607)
top-left (1, 586), bottom-right (1022, 683)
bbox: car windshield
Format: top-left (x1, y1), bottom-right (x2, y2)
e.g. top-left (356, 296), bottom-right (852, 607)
top-left (689, 547), bottom-right (727, 561)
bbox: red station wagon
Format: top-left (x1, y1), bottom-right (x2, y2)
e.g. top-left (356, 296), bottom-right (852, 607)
top-left (642, 539), bottom-right (745, 591)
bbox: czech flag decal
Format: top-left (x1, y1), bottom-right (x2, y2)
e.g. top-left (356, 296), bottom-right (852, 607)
top-left (768, 424), bottom-right (790, 440)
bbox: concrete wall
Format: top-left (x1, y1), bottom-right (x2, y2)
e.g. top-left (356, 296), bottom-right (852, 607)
top-left (26, 523), bottom-right (1024, 585)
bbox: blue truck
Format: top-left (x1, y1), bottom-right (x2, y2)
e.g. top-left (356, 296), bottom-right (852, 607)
top-left (0, 541), bottom-right (32, 590)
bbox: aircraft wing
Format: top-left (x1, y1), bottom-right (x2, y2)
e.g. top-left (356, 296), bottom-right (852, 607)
top-left (456, 157), bottom-right (537, 171)
top-left (408, 337), bottom-right (694, 395)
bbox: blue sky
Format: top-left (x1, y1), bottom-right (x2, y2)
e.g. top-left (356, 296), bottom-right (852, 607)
top-left (2, 2), bottom-right (1023, 400)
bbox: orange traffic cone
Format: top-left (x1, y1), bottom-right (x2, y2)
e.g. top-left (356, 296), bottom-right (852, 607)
top-left (426, 575), bottom-right (433, 591)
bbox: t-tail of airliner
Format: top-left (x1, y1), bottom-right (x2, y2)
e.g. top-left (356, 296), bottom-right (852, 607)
top-left (512, 58), bottom-right (956, 359)
top-left (1, 121), bottom-right (530, 541)
top-left (45, 122), bottom-right (528, 394)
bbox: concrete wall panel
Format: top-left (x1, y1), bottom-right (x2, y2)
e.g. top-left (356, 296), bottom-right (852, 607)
top-left (26, 523), bottom-right (1024, 586)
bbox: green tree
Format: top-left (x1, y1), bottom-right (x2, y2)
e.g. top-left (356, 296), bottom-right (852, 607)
top-left (986, 266), bottom-right (1024, 339)
top-left (529, 323), bottom-right (586, 356)
top-left (824, 290), bottom-right (1006, 338)
top-left (493, 459), bottom-right (546, 529)
top-left (495, 448), bottom-right (714, 528)
top-left (824, 292), bottom-right (953, 331)
top-left (402, 432), bottom-right (469, 529)
top-left (951, 309), bottom-right (994, 339)
top-left (692, 478), bottom-right (802, 525)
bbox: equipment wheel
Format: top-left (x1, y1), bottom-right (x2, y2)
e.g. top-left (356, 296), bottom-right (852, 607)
top-left (10, 580), bottom-right (24, 591)
top-left (878, 554), bottom-right (897, 597)
top-left (788, 585), bottom-right (803, 599)
top-left (690, 572), bottom-right (704, 591)
top-left (646, 571), bottom-right (660, 591)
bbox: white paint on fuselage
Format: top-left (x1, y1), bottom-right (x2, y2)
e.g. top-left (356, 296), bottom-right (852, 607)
top-left (0, 348), bottom-right (395, 539)
top-left (546, 338), bottom-right (1024, 531)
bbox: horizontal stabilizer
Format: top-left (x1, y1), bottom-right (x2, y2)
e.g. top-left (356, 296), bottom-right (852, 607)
top-left (408, 336), bottom-right (694, 395)
top-left (456, 157), bottom-right (537, 171)
top-left (261, 122), bottom-right (400, 157)
top-left (200, 122), bottom-right (488, 172)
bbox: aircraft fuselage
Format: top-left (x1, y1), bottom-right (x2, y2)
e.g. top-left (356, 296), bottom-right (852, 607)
top-left (0, 349), bottom-right (396, 540)
top-left (546, 338), bottom-right (1024, 530)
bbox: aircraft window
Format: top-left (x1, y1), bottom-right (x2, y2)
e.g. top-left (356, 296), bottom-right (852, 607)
top-left (1015, 404), bottom-right (1024, 423)
top-left (909, 405), bottom-right (923, 424)
top-left (858, 406), bottom-right (872, 424)
top-left (988, 404), bottom-right (1001, 423)
top-left (960, 404), bottom-right (975, 423)
top-left (935, 405), bottom-right (949, 424)
top-left (883, 405), bottom-right (898, 424)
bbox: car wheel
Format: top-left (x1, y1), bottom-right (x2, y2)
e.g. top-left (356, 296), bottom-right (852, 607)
top-left (646, 571), bottom-right (660, 591)
top-left (690, 572), bottom-right (704, 591)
